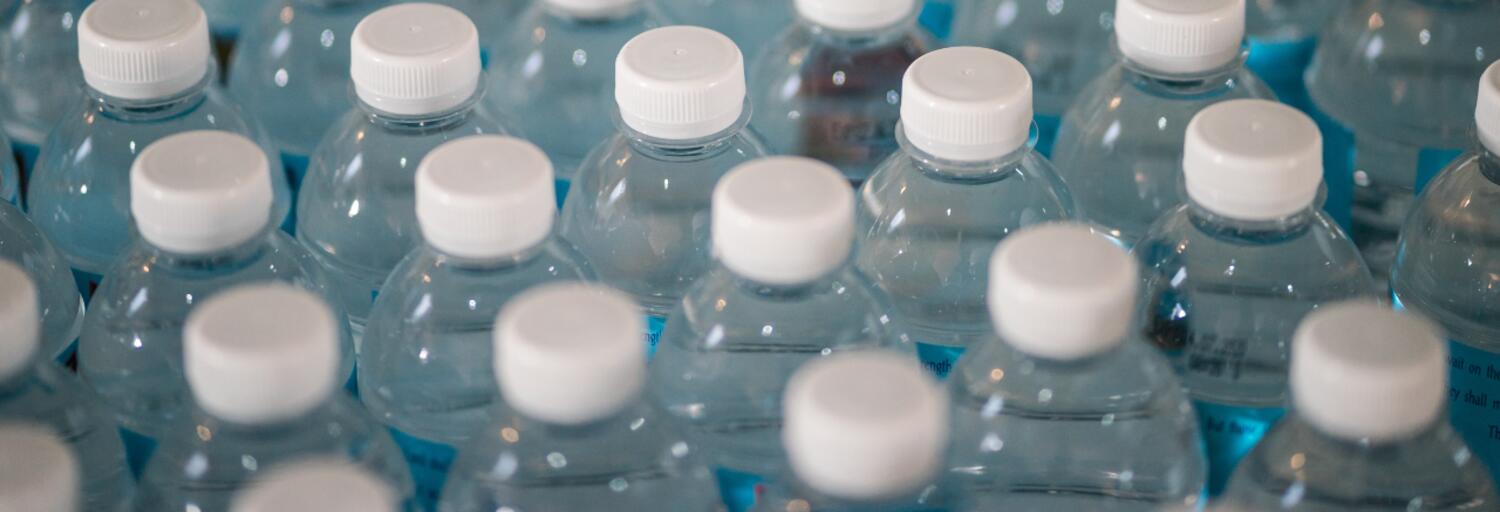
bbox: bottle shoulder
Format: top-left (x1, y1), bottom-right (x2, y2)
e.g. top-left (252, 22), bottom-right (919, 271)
top-left (667, 265), bottom-right (910, 350)
top-left (368, 241), bottom-right (595, 323)
top-left (1136, 208), bottom-right (1373, 292)
top-left (567, 130), bottom-right (769, 212)
top-left (89, 233), bottom-right (330, 319)
top-left (453, 399), bottom-right (698, 477)
top-left (1392, 152), bottom-right (1500, 343)
top-left (749, 23), bottom-right (934, 91)
top-left (858, 149), bottom-right (1076, 228)
top-left (1060, 64), bottom-right (1274, 139)
top-left (951, 337), bottom-right (1188, 412)
top-left (308, 104), bottom-right (509, 173)
top-left (487, 7), bottom-right (661, 81)
top-left (38, 88), bottom-right (265, 165)
top-left (147, 396), bottom-right (388, 466)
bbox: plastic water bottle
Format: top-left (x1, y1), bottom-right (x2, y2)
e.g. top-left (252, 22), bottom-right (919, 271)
top-left (1051, 0), bottom-right (1274, 247)
top-left (1244, 0), bottom-right (1333, 112)
top-left (750, 351), bottom-right (949, 511)
top-left (361, 135), bottom-right (593, 506)
top-left (1221, 302), bottom-right (1500, 510)
top-left (949, 0), bottom-right (1113, 156)
top-left (200, 0), bottom-right (263, 51)
top-left (947, 222), bottom-right (1206, 509)
top-left (231, 459), bottom-right (403, 512)
top-left (1305, 0), bottom-right (1500, 281)
top-left (649, 156), bottom-right (911, 511)
top-left (27, 0), bottom-right (291, 298)
top-left (856, 46), bottom-right (1075, 379)
top-left (1134, 99), bottom-right (1374, 494)
top-left (134, 283), bottom-right (412, 510)
top-left (750, 0), bottom-right (935, 184)
top-left (228, 0), bottom-right (392, 192)
top-left (77, 130), bottom-right (356, 475)
top-left (0, 202), bottom-right (83, 362)
top-left (559, 25), bottom-right (769, 351)
top-left (0, 424), bottom-right (82, 512)
top-left (1392, 60), bottom-right (1500, 485)
top-left (440, 283), bottom-right (722, 511)
top-left (485, 0), bottom-right (662, 189)
top-left (0, 261), bottom-right (130, 511)
top-left (0, 0), bottom-right (88, 170)
top-left (0, 131), bottom-right (18, 205)
top-left (654, 0), bottom-right (792, 64)
top-left (298, 2), bottom-right (509, 339)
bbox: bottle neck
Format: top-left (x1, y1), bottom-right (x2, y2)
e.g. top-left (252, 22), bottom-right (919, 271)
top-left (801, 15), bottom-right (920, 48)
top-left (143, 229), bottom-right (272, 272)
top-left (1186, 201), bottom-right (1316, 243)
top-left (88, 69), bottom-right (214, 122)
top-left (1115, 40), bottom-right (1252, 97)
top-left (538, 1), bottom-right (645, 24)
top-left (616, 103), bottom-right (755, 162)
top-left (357, 86), bottom-right (485, 133)
top-left (427, 238), bottom-right (549, 274)
top-left (895, 124), bottom-right (1033, 183)
top-left (727, 265), bottom-right (845, 301)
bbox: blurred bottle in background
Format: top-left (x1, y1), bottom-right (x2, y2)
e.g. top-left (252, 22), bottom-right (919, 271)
top-left (0, 130), bottom-right (17, 205)
top-left (653, 0), bottom-right (792, 64)
top-left (0, 0), bottom-right (88, 173)
top-left (1244, 0), bottom-right (1333, 112)
top-left (0, 424), bottom-right (83, 512)
top-left (0, 202), bottom-right (82, 364)
top-left (231, 459), bottom-right (406, 512)
top-left (200, 0), bottom-right (263, 66)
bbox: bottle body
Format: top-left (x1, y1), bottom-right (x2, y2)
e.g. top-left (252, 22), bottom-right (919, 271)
top-left (0, 362), bottom-right (131, 511)
top-left (0, 202), bottom-right (84, 362)
top-left (0, 0), bottom-right (89, 168)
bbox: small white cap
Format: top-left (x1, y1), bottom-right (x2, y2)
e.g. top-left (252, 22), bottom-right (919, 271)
top-left (185, 284), bottom-right (340, 425)
top-left (901, 47), bottom-right (1033, 161)
top-left (783, 351), bottom-right (948, 501)
top-left (795, 0), bottom-right (917, 32)
top-left (131, 131), bottom-right (274, 255)
top-left (1292, 302), bottom-right (1447, 443)
top-left (989, 223), bottom-right (1138, 361)
top-left (417, 136), bottom-right (555, 260)
top-left (616, 26), bottom-right (746, 140)
top-left (1115, 0), bottom-right (1245, 75)
top-left (1184, 99), bottom-right (1322, 221)
top-left (77, 0), bottom-right (211, 100)
top-left (0, 424), bottom-right (79, 512)
top-left (542, 0), bottom-right (640, 18)
top-left (231, 459), bottom-right (398, 512)
top-left (713, 157), bottom-right (854, 286)
top-left (0, 261), bottom-right (39, 382)
top-left (351, 3), bottom-right (481, 116)
top-left (1477, 60), bottom-right (1500, 155)
top-left (494, 283), bottom-right (645, 426)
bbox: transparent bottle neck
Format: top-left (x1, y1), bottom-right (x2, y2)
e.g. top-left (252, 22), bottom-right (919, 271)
top-left (87, 68), bottom-right (215, 122)
top-left (615, 102), bottom-right (755, 162)
top-left (538, 1), bottom-right (646, 24)
top-left (801, 14), bottom-right (921, 48)
top-left (426, 238), bottom-right (549, 274)
top-left (1113, 39), bottom-right (1253, 97)
top-left (356, 86), bottom-right (485, 133)
top-left (895, 124), bottom-right (1034, 183)
top-left (726, 265), bottom-right (847, 300)
top-left (1479, 147), bottom-right (1500, 185)
top-left (142, 228), bottom-right (273, 273)
top-left (1186, 201), bottom-right (1316, 242)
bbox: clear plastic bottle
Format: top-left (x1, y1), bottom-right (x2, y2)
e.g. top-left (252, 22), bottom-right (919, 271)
top-left (949, 0), bottom-right (1113, 156)
top-left (0, 0), bottom-right (88, 170)
top-left (0, 261), bottom-right (131, 511)
top-left (361, 136), bottom-right (593, 506)
top-left (653, 0), bottom-right (793, 64)
top-left (200, 0), bottom-right (263, 54)
top-left (231, 459), bottom-right (405, 512)
top-left (947, 222), bottom-right (1206, 510)
top-left (1244, 0), bottom-right (1333, 112)
top-left (1, 130), bottom-right (18, 205)
top-left (749, 351), bottom-right (949, 512)
top-left (440, 283), bottom-right (723, 511)
top-left (650, 156), bottom-right (912, 511)
top-left (1391, 60), bottom-right (1500, 486)
top-left (0, 423), bottom-right (83, 512)
top-left (1305, 0), bottom-right (1500, 282)
top-left (1221, 302), bottom-right (1500, 510)
top-left (560, 25), bottom-right (769, 351)
top-left (26, 0), bottom-right (291, 297)
top-left (1135, 99), bottom-right (1375, 494)
top-left (485, 0), bottom-right (662, 190)
top-left (856, 46), bottom-right (1075, 379)
top-left (134, 284), bottom-right (413, 511)
top-left (77, 131), bottom-right (356, 476)
top-left (297, 2), bottom-right (509, 338)
top-left (1051, 0), bottom-right (1274, 247)
top-left (0, 201), bottom-right (84, 362)
top-left (750, 0), bottom-right (935, 184)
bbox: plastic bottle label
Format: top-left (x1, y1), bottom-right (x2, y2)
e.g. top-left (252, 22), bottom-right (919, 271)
top-left (915, 342), bottom-right (965, 380)
top-left (1194, 400), bottom-right (1284, 496)
top-left (1442, 340), bottom-right (1500, 479)
top-left (715, 467), bottom-right (764, 512)
top-left (119, 427), bottom-right (157, 479)
top-left (644, 314), bottom-right (667, 358)
top-left (389, 427), bottom-right (457, 510)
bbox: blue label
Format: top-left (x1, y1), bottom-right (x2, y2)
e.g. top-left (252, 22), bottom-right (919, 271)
top-left (1194, 400), bottom-right (1284, 496)
top-left (71, 268), bottom-right (102, 305)
top-left (1443, 340), bottom-right (1500, 483)
top-left (119, 427), bottom-right (157, 479)
top-left (644, 315), bottom-right (667, 358)
top-left (917, 1), bottom-right (955, 40)
top-left (1306, 105), bottom-right (1356, 232)
top-left (915, 342), bottom-right (964, 380)
top-left (1033, 113), bottom-right (1061, 158)
top-left (715, 467), bottom-right (764, 512)
top-left (555, 178), bottom-right (571, 209)
top-left (1416, 147), bottom-right (1464, 195)
top-left (1247, 36), bottom-right (1318, 112)
top-left (389, 427), bottom-right (457, 511)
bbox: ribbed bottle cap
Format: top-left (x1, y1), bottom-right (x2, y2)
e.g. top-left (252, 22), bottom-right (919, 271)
top-left (1184, 99), bottom-right (1321, 221)
top-left (131, 131), bottom-right (274, 255)
top-left (1477, 60), bottom-right (1500, 155)
top-left (1292, 302), bottom-right (1447, 443)
top-left (542, 0), bottom-right (640, 18)
top-left (495, 283), bottom-right (645, 425)
top-left (0, 261), bottom-right (39, 382)
top-left (416, 136), bottom-right (555, 260)
top-left (232, 459), bottom-right (398, 512)
top-left (713, 157), bottom-right (854, 286)
top-left (616, 26), bottom-right (746, 140)
top-left (783, 351), bottom-right (947, 501)
top-left (77, 0), bottom-right (211, 99)
top-left (185, 284), bottom-right (340, 425)
top-left (795, 0), bottom-right (917, 32)
top-left (901, 46), bottom-right (1033, 161)
top-left (0, 424), bottom-right (79, 512)
top-left (1115, 0), bottom-right (1245, 75)
top-left (989, 223), bottom-right (1138, 360)
top-left (351, 3), bottom-right (481, 116)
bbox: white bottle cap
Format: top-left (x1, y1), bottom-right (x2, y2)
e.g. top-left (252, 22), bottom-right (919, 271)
top-left (783, 351), bottom-right (948, 501)
top-left (1115, 0), bottom-right (1245, 75)
top-left (1184, 99), bottom-right (1322, 221)
top-left (494, 283), bottom-right (645, 426)
top-left (185, 284), bottom-right (341, 425)
top-left (351, 3), bottom-right (481, 116)
top-left (0, 261), bottom-right (39, 382)
top-left (616, 26), bottom-right (746, 140)
top-left (542, 0), bottom-right (640, 18)
top-left (231, 459), bottom-right (398, 512)
top-left (988, 223), bottom-right (1138, 361)
top-left (0, 424), bottom-right (79, 512)
top-left (77, 0), bottom-right (211, 100)
top-left (795, 0), bottom-right (917, 32)
top-left (901, 46), bottom-right (1033, 162)
top-left (131, 131), bottom-right (274, 255)
top-left (417, 136), bottom-right (555, 260)
top-left (712, 157), bottom-right (853, 286)
top-left (1292, 302), bottom-right (1447, 443)
top-left (1477, 60), bottom-right (1500, 155)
